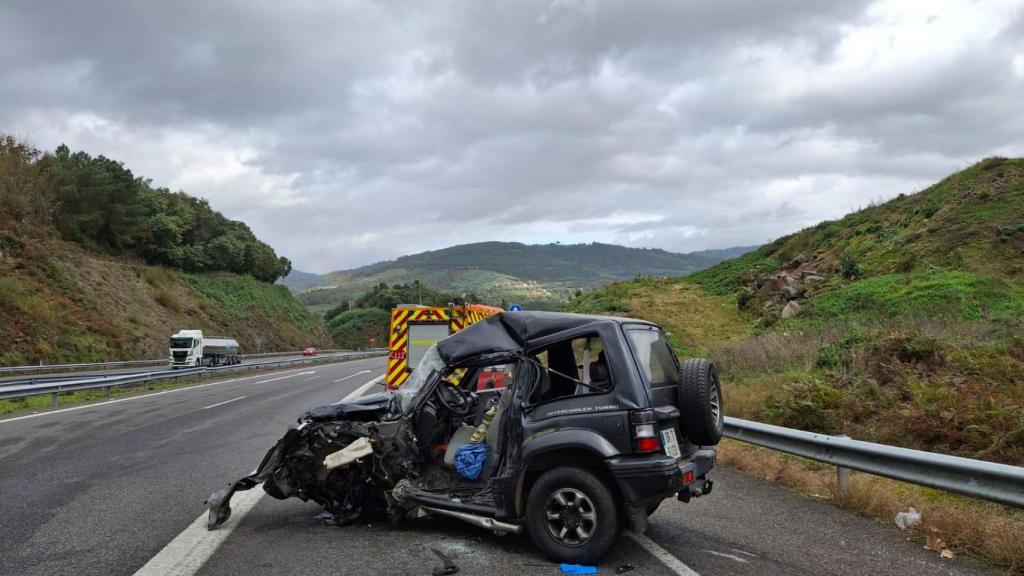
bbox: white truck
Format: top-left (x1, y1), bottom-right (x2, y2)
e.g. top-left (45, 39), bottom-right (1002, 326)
top-left (168, 330), bottom-right (241, 368)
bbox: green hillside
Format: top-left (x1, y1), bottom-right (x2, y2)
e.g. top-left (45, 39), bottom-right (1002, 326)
top-left (297, 242), bottom-right (754, 311)
top-left (0, 135), bottom-right (329, 365)
top-left (568, 158), bottom-right (1024, 465)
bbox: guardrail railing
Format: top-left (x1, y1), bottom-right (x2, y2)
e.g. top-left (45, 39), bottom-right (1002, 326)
top-left (724, 416), bottom-right (1024, 508)
top-left (0, 351), bottom-right (386, 409)
top-left (0, 348), bottom-right (385, 375)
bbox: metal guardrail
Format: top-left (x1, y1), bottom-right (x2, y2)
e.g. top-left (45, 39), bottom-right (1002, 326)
top-left (0, 352), bottom-right (386, 409)
top-left (724, 416), bottom-right (1024, 508)
top-left (0, 350), bottom-right (387, 387)
top-left (0, 348), bottom-right (379, 375)
top-left (0, 358), bottom-right (167, 374)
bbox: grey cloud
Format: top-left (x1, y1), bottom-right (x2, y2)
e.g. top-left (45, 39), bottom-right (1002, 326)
top-left (2, 0), bottom-right (1022, 272)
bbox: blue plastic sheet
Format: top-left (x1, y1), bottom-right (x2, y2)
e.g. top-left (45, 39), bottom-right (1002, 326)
top-left (560, 564), bottom-right (598, 575)
top-left (454, 443), bottom-right (490, 480)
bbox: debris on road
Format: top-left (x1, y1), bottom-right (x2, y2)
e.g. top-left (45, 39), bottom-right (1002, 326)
top-left (615, 564), bottom-right (635, 574)
top-left (560, 564), bottom-right (598, 575)
top-left (894, 507), bottom-right (921, 530)
top-left (430, 547), bottom-right (460, 575)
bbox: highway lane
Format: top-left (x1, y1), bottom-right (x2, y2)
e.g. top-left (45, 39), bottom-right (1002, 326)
top-left (0, 356), bottom-right (1000, 576)
top-left (0, 357), bottom-right (386, 576)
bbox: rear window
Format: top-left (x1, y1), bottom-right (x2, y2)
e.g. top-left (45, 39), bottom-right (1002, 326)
top-left (626, 328), bottom-right (679, 388)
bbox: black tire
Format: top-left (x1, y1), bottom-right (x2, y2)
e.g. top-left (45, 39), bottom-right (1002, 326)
top-left (678, 358), bottom-right (724, 445)
top-left (525, 466), bottom-right (620, 564)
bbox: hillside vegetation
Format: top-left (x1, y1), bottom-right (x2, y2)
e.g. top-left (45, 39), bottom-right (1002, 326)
top-left (568, 158), bottom-right (1024, 465)
top-left (293, 242), bottom-right (753, 311)
top-left (0, 135), bottom-right (328, 365)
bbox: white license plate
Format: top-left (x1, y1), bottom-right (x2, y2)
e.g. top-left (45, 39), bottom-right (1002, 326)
top-left (661, 428), bottom-right (682, 459)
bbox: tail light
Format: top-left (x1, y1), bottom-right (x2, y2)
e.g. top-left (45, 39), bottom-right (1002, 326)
top-left (630, 409), bottom-right (662, 454)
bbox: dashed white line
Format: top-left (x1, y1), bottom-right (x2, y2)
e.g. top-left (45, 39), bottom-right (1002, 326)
top-left (253, 371), bottom-right (314, 384)
top-left (334, 375), bottom-right (383, 403)
top-left (705, 549), bottom-right (750, 563)
top-left (202, 396), bottom-right (247, 410)
top-left (628, 533), bottom-right (702, 576)
top-left (300, 375), bottom-right (318, 382)
top-left (131, 374), bottom-right (383, 576)
top-left (333, 369), bottom-right (371, 383)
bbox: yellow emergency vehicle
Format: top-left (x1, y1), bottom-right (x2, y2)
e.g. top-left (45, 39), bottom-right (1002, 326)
top-left (386, 303), bottom-right (503, 388)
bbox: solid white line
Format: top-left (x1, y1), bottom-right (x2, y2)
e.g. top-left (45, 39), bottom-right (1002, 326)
top-left (253, 370), bottom-right (314, 384)
top-left (628, 533), bottom-right (702, 576)
top-left (0, 365), bottom-right (358, 424)
top-left (333, 369), bottom-right (371, 383)
top-left (202, 396), bottom-right (247, 410)
top-left (132, 375), bottom-right (384, 576)
top-left (335, 375), bottom-right (383, 403)
top-left (132, 485), bottom-right (264, 576)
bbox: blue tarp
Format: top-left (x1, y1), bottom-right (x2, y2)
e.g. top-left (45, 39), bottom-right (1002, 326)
top-left (560, 564), bottom-right (598, 575)
top-left (454, 443), bottom-right (490, 480)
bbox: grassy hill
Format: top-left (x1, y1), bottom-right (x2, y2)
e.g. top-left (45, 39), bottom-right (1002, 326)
top-left (0, 135), bottom-right (329, 365)
top-left (567, 157), bottom-right (1024, 465)
top-left (295, 242), bottom-right (754, 311)
top-left (0, 237), bottom-right (330, 366)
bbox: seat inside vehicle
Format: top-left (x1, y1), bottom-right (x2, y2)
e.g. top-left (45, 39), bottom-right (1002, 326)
top-left (443, 389), bottom-right (510, 481)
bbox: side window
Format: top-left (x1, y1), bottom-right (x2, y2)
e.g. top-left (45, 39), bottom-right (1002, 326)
top-left (626, 328), bottom-right (679, 389)
top-left (528, 334), bottom-right (610, 404)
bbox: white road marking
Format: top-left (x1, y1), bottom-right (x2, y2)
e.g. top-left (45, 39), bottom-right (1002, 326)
top-left (132, 485), bottom-right (264, 576)
top-left (731, 548), bottom-right (758, 558)
top-left (333, 369), bottom-right (371, 383)
top-left (254, 371), bottom-right (314, 384)
top-left (202, 396), bottom-right (247, 410)
top-left (131, 375), bottom-right (383, 576)
top-left (0, 364), bottom-right (379, 424)
top-left (300, 375), bottom-right (318, 382)
top-left (628, 533), bottom-right (702, 576)
top-left (705, 549), bottom-right (750, 563)
top-left (334, 375), bottom-right (384, 403)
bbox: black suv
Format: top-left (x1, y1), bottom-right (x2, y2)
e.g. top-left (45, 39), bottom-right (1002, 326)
top-left (209, 311), bottom-right (722, 563)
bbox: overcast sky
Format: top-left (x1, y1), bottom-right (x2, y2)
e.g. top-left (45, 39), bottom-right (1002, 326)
top-left (3, 0), bottom-right (1023, 272)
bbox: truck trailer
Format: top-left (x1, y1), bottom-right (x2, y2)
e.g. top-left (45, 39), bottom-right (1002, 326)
top-left (169, 330), bottom-right (241, 368)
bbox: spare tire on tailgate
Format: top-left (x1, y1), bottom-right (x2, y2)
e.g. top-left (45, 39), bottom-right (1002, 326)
top-left (678, 358), bottom-right (724, 445)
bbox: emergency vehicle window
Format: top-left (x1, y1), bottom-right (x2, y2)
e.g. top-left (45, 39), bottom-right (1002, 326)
top-left (528, 334), bottom-right (610, 404)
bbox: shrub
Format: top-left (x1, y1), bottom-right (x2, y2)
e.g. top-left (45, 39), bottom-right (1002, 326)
top-left (840, 252), bottom-right (861, 280)
top-left (736, 290), bottom-right (753, 310)
top-left (154, 289), bottom-right (181, 312)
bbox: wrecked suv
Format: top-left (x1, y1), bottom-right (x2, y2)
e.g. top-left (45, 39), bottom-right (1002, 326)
top-left (208, 311), bottom-right (722, 563)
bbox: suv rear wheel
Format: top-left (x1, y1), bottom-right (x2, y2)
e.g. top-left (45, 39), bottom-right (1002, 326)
top-left (679, 358), bottom-right (724, 445)
top-left (525, 466), bottom-right (620, 564)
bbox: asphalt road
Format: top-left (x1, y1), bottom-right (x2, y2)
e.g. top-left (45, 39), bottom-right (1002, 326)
top-left (0, 357), bottom-right (999, 576)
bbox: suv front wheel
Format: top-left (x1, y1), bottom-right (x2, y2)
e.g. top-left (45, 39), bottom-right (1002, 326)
top-left (525, 466), bottom-right (620, 564)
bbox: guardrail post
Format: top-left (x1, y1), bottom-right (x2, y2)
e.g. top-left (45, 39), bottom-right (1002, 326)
top-left (106, 386), bottom-right (112, 398)
top-left (144, 379), bottom-right (149, 392)
top-left (51, 392), bottom-right (58, 408)
top-left (834, 435), bottom-right (851, 499)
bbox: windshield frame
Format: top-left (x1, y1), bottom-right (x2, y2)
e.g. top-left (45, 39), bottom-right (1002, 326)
top-left (394, 344), bottom-right (446, 415)
top-left (169, 338), bottom-right (193, 349)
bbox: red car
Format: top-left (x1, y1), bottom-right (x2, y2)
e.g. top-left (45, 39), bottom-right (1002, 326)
top-left (302, 347), bottom-right (318, 356)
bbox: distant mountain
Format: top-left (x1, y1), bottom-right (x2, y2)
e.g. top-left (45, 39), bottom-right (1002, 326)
top-left (278, 269), bottom-right (332, 293)
top-left (296, 241), bottom-right (757, 311)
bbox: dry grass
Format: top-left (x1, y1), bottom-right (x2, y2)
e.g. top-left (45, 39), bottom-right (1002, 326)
top-left (719, 440), bottom-right (1024, 573)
